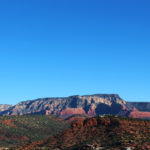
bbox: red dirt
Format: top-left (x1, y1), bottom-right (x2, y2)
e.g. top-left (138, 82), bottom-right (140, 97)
top-left (2, 120), bottom-right (16, 128)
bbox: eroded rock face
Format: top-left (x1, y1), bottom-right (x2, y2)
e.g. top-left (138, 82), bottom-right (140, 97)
top-left (60, 108), bottom-right (86, 118)
top-left (129, 107), bottom-right (150, 119)
top-left (1, 94), bottom-right (150, 119)
top-left (0, 94), bottom-right (129, 118)
top-left (0, 104), bottom-right (12, 113)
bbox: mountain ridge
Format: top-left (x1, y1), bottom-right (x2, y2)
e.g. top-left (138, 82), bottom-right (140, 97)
top-left (1, 94), bottom-right (150, 119)
top-left (0, 104), bottom-right (12, 113)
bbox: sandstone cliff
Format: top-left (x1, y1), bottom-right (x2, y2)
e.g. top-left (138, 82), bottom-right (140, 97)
top-left (1, 94), bottom-right (150, 119)
top-left (0, 104), bottom-right (12, 113)
top-left (0, 94), bottom-right (128, 117)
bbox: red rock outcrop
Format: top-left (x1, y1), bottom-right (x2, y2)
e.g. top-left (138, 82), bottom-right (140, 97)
top-left (129, 107), bottom-right (150, 118)
top-left (2, 94), bottom-right (150, 120)
top-left (24, 116), bottom-right (150, 150)
top-left (87, 108), bottom-right (96, 116)
top-left (60, 108), bottom-right (86, 118)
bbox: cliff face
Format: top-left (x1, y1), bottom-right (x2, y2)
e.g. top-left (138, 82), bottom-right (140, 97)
top-left (0, 104), bottom-right (12, 113)
top-left (1, 94), bottom-right (150, 119)
top-left (0, 94), bottom-right (129, 118)
top-left (127, 102), bottom-right (150, 112)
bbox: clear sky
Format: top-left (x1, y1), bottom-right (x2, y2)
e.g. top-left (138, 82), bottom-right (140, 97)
top-left (0, 0), bottom-right (150, 105)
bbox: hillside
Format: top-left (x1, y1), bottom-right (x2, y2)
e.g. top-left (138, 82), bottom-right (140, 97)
top-left (1, 94), bottom-right (150, 119)
top-left (0, 104), bottom-right (12, 113)
top-left (0, 115), bottom-right (69, 149)
top-left (24, 116), bottom-right (150, 150)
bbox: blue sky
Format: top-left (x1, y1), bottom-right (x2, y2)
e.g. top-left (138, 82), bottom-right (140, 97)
top-left (0, 0), bottom-right (150, 104)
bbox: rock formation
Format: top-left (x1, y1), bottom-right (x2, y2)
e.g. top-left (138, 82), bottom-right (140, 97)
top-left (22, 116), bottom-right (150, 150)
top-left (1, 94), bottom-right (150, 119)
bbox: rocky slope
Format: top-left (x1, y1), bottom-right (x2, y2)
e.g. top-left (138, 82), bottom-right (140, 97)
top-left (22, 116), bottom-right (150, 150)
top-left (1, 94), bottom-right (150, 119)
top-left (0, 115), bottom-right (69, 149)
top-left (0, 104), bottom-right (12, 113)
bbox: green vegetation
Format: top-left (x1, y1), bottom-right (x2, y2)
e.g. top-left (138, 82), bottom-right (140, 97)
top-left (1, 115), bottom-right (150, 149)
top-left (33, 115), bottom-right (150, 150)
top-left (0, 115), bottom-right (70, 148)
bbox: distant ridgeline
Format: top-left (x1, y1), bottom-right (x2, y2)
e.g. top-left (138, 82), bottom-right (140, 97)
top-left (1, 94), bottom-right (150, 119)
